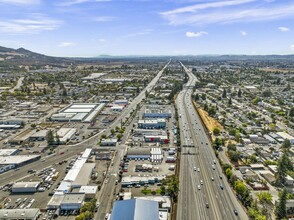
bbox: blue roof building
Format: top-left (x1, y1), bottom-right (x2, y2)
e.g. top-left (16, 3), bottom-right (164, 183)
top-left (110, 199), bottom-right (159, 220)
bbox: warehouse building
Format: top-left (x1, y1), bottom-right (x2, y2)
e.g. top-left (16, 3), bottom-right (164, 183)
top-left (100, 139), bottom-right (118, 146)
top-left (29, 130), bottom-right (48, 141)
top-left (79, 186), bottom-right (98, 199)
top-left (60, 193), bottom-right (85, 211)
top-left (111, 105), bottom-right (124, 112)
top-left (138, 119), bottom-right (166, 129)
top-left (0, 155), bottom-right (40, 171)
top-left (0, 149), bottom-right (19, 156)
top-left (143, 107), bottom-right (171, 119)
top-left (11, 182), bottom-right (40, 193)
top-left (47, 193), bottom-right (65, 210)
top-left (72, 163), bottom-right (95, 188)
top-left (110, 199), bottom-right (159, 220)
top-left (144, 135), bottom-right (169, 144)
top-left (57, 128), bottom-right (77, 144)
top-left (0, 208), bottom-right (41, 220)
top-left (51, 103), bottom-right (105, 123)
top-left (114, 99), bottom-right (128, 105)
top-left (126, 148), bottom-right (150, 160)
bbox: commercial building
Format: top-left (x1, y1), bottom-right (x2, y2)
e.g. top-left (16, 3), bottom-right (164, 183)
top-left (57, 128), bottom-right (76, 144)
top-left (138, 119), bottom-right (166, 129)
top-left (79, 186), bottom-right (98, 199)
top-left (11, 182), bottom-right (40, 193)
top-left (143, 107), bottom-right (171, 119)
top-left (0, 155), bottom-right (40, 170)
top-left (72, 163), bottom-right (95, 188)
top-left (60, 193), bottom-right (85, 211)
top-left (51, 103), bottom-right (105, 123)
top-left (111, 105), bottom-right (124, 112)
top-left (0, 208), bottom-right (40, 220)
top-left (29, 130), bottom-right (48, 141)
top-left (0, 149), bottom-right (19, 156)
top-left (144, 135), bottom-right (169, 144)
top-left (100, 139), bottom-right (118, 146)
top-left (110, 199), bottom-right (159, 220)
top-left (114, 99), bottom-right (128, 105)
top-left (126, 148), bottom-right (150, 160)
top-left (47, 193), bottom-right (65, 210)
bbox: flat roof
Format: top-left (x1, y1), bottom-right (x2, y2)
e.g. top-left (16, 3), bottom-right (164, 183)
top-left (61, 193), bottom-right (85, 204)
top-left (72, 163), bottom-right (95, 186)
top-left (64, 108), bottom-right (92, 113)
top-left (110, 199), bottom-right (159, 220)
top-left (79, 185), bottom-right (98, 194)
top-left (0, 149), bottom-right (18, 156)
top-left (0, 209), bottom-right (40, 219)
top-left (30, 130), bottom-right (48, 138)
top-left (0, 155), bottom-right (40, 165)
top-left (13, 182), bottom-right (40, 188)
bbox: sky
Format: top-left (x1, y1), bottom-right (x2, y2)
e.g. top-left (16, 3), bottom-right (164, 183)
top-left (0, 0), bottom-right (294, 56)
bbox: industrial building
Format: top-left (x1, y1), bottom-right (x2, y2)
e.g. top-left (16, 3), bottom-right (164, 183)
top-left (29, 130), bottom-right (48, 141)
top-left (0, 155), bottom-right (40, 173)
top-left (51, 103), bottom-right (105, 123)
top-left (0, 208), bottom-right (41, 220)
top-left (126, 148), bottom-right (150, 160)
top-left (144, 135), bottom-right (169, 144)
top-left (60, 193), bottom-right (85, 211)
top-left (47, 193), bottom-right (65, 210)
top-left (79, 186), bottom-right (98, 199)
top-left (11, 182), bottom-right (40, 193)
top-left (72, 163), bottom-right (95, 188)
top-left (57, 128), bottom-right (77, 144)
top-left (110, 199), bottom-right (160, 220)
top-left (111, 105), bottom-right (124, 112)
top-left (142, 106), bottom-right (172, 119)
top-left (114, 99), bottom-right (128, 105)
top-left (100, 139), bottom-right (118, 146)
top-left (0, 149), bottom-right (19, 156)
top-left (138, 119), bottom-right (166, 129)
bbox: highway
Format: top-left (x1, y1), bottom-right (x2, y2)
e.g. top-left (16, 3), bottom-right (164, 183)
top-left (176, 62), bottom-right (248, 220)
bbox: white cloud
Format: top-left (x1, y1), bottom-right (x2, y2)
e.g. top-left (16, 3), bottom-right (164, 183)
top-left (123, 29), bottom-right (153, 38)
top-left (291, 45), bottom-right (294, 51)
top-left (0, 0), bottom-right (40, 4)
top-left (58, 42), bottom-right (76, 47)
top-left (98, 38), bottom-right (106, 42)
top-left (278, 27), bottom-right (290, 32)
top-left (93, 16), bottom-right (116, 22)
top-left (186, 31), bottom-right (207, 37)
top-left (161, 1), bottom-right (294, 26)
top-left (240, 31), bottom-right (247, 36)
top-left (59, 0), bottom-right (110, 6)
top-left (161, 0), bottom-right (255, 15)
top-left (0, 15), bottom-right (61, 34)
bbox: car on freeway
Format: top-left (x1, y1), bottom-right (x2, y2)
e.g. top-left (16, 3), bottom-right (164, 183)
top-left (200, 180), bottom-right (203, 185)
top-left (194, 167), bottom-right (197, 171)
top-left (197, 168), bottom-right (200, 172)
top-left (212, 165), bottom-right (215, 170)
top-left (206, 203), bottom-right (209, 208)
top-left (211, 177), bottom-right (214, 181)
top-left (219, 175), bottom-right (223, 179)
top-left (234, 209), bottom-right (238, 215)
top-left (197, 185), bottom-right (201, 190)
top-left (220, 185), bottom-right (224, 190)
top-left (213, 160), bottom-right (216, 164)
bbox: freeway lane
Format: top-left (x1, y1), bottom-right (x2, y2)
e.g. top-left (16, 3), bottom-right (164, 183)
top-left (0, 61), bottom-right (170, 188)
top-left (176, 61), bottom-right (248, 220)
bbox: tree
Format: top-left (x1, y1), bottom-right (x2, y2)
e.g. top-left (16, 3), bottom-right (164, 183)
top-left (101, 134), bottom-right (106, 139)
top-left (75, 213), bottom-right (85, 220)
top-left (195, 93), bottom-right (200, 101)
top-left (289, 107), bottom-right (294, 118)
top-left (84, 211), bottom-right (93, 220)
top-left (281, 139), bottom-right (291, 150)
top-left (111, 129), bottom-right (115, 135)
top-left (228, 97), bottom-right (232, 106)
top-left (46, 130), bottom-right (54, 145)
top-left (222, 89), bottom-right (227, 98)
top-left (275, 151), bottom-right (293, 186)
top-left (116, 133), bottom-right (123, 140)
top-left (275, 188), bottom-right (288, 220)
top-left (213, 128), bottom-right (220, 136)
top-left (257, 191), bottom-right (273, 218)
top-left (225, 168), bottom-right (233, 179)
top-left (238, 88), bottom-right (242, 98)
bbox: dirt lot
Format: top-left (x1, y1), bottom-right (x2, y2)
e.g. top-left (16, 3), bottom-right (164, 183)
top-left (194, 102), bottom-right (223, 133)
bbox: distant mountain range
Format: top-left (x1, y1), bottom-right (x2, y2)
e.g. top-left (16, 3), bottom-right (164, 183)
top-left (0, 46), bottom-right (73, 68)
top-left (1, 45), bottom-right (294, 68)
